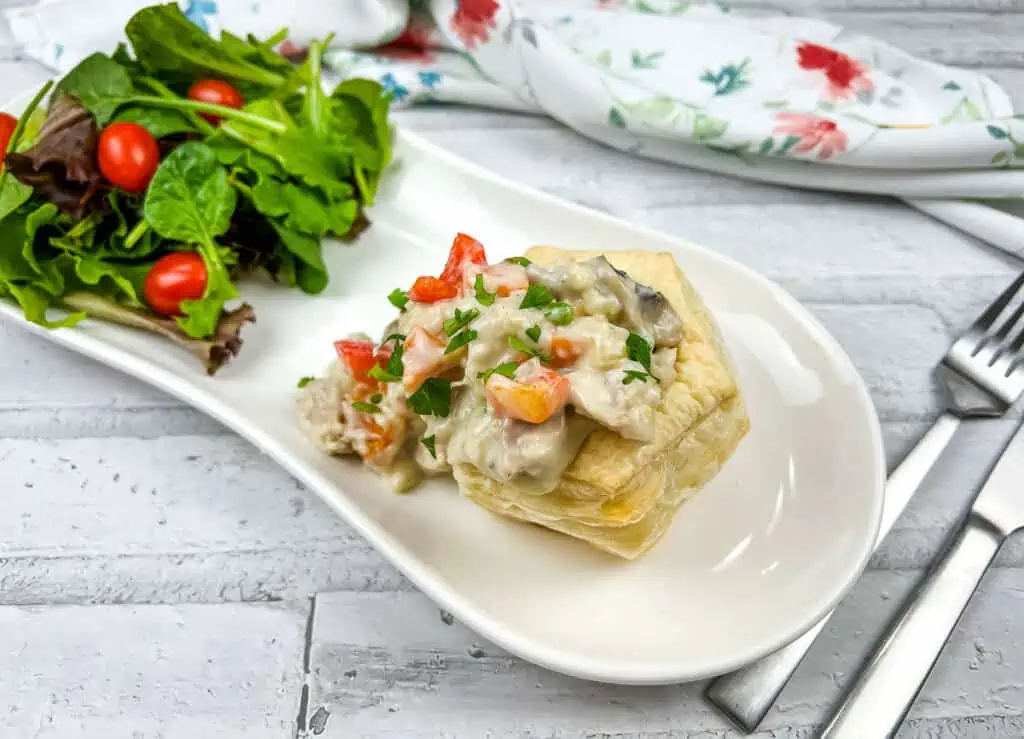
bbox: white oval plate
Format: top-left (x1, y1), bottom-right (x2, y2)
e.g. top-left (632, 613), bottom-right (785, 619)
top-left (0, 94), bottom-right (884, 683)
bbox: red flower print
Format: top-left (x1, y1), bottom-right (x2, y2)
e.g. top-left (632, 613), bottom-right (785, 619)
top-left (773, 112), bottom-right (848, 160)
top-left (373, 21), bottom-right (435, 62)
top-left (451, 0), bottom-right (500, 49)
top-left (796, 42), bottom-right (873, 101)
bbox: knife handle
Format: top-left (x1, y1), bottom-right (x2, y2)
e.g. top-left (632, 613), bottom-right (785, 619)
top-left (821, 517), bottom-right (1003, 738)
top-left (704, 413), bottom-right (960, 732)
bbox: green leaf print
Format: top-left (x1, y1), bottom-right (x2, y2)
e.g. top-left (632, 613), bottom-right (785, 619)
top-left (608, 107), bottom-right (627, 129)
top-left (941, 97), bottom-right (982, 124)
top-left (757, 138), bottom-right (774, 155)
top-left (693, 113), bottom-right (728, 141)
top-left (623, 95), bottom-right (680, 123)
top-left (778, 135), bottom-right (801, 155)
top-left (631, 50), bottom-right (665, 69)
top-left (987, 125), bottom-right (1010, 140)
top-left (596, 49), bottom-right (612, 67)
top-left (699, 58), bottom-right (750, 97)
top-left (942, 81), bottom-right (962, 91)
top-left (763, 100), bottom-right (788, 110)
top-left (992, 151), bottom-right (1010, 166)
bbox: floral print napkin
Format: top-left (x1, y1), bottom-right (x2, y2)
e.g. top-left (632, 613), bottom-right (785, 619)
top-left (5, 0), bottom-right (1024, 204)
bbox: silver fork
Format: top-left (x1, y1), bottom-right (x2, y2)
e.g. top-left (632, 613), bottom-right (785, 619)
top-left (705, 270), bottom-right (1024, 733)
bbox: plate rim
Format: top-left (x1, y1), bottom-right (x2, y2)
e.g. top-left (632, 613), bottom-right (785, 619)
top-left (0, 85), bottom-right (886, 684)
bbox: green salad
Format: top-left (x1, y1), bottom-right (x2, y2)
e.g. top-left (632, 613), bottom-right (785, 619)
top-left (0, 2), bottom-right (392, 373)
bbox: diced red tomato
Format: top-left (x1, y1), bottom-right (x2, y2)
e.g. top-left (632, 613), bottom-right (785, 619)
top-left (408, 276), bottom-right (459, 304)
top-left (486, 362), bottom-right (570, 424)
top-left (547, 336), bottom-right (582, 369)
top-left (334, 339), bottom-right (391, 384)
top-left (439, 232), bottom-right (487, 285)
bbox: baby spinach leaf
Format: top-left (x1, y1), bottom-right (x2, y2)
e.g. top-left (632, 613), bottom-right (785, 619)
top-left (251, 175), bottom-right (356, 237)
top-left (112, 106), bottom-right (196, 138)
top-left (0, 177), bottom-right (31, 222)
top-left (125, 4), bottom-right (287, 90)
top-left (144, 142), bottom-right (239, 338)
top-left (55, 52), bottom-right (136, 126)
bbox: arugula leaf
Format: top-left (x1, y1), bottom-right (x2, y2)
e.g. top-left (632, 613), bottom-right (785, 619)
top-left (388, 288), bottom-right (409, 311)
top-left (125, 4), bottom-right (288, 90)
top-left (525, 325), bottom-right (541, 343)
top-left (297, 376), bottom-right (315, 388)
top-left (55, 52), bottom-right (136, 126)
top-left (520, 283), bottom-right (554, 309)
top-left (421, 435), bottom-right (437, 459)
top-left (219, 29), bottom-right (295, 77)
top-left (269, 221), bottom-right (328, 294)
top-left (251, 174), bottom-right (356, 237)
top-left (443, 307), bottom-right (479, 336)
top-left (144, 141), bottom-right (238, 338)
top-left (544, 301), bottom-right (574, 326)
top-left (445, 329), bottom-right (477, 355)
top-left (1, 283), bottom-right (83, 328)
top-left (477, 362), bottom-right (518, 383)
top-left (407, 377), bottom-right (452, 417)
top-left (474, 273), bottom-right (495, 306)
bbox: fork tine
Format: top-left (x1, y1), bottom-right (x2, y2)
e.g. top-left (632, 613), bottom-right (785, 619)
top-left (970, 271), bottom-right (1024, 337)
top-left (983, 296), bottom-right (1024, 369)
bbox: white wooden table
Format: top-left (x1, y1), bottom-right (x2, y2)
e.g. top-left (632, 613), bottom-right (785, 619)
top-left (1, 3), bottom-right (1022, 738)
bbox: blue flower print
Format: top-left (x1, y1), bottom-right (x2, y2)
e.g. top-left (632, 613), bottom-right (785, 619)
top-left (184, 0), bottom-right (218, 33)
top-left (380, 73), bottom-right (409, 102)
top-left (417, 71), bottom-right (441, 90)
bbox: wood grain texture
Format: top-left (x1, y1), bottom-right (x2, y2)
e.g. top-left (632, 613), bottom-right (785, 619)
top-left (0, 2), bottom-right (1020, 737)
top-left (0, 601), bottom-right (308, 738)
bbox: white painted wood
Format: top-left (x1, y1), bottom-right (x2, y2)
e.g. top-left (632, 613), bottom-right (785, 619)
top-left (304, 579), bottom-right (1024, 737)
top-left (0, 601), bottom-right (308, 738)
top-left (0, 3), bottom-right (1019, 736)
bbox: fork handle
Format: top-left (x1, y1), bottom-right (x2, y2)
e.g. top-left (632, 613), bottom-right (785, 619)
top-left (704, 412), bottom-right (960, 732)
top-left (821, 516), bottom-right (1004, 738)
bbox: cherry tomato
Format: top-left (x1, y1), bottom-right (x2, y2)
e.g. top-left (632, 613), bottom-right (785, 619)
top-left (0, 112), bottom-right (18, 156)
top-left (98, 122), bottom-right (160, 194)
top-left (439, 232), bottom-right (487, 285)
top-left (188, 79), bottom-right (244, 124)
top-left (143, 252), bottom-right (208, 317)
top-left (408, 275), bottom-right (459, 304)
top-left (334, 339), bottom-right (392, 383)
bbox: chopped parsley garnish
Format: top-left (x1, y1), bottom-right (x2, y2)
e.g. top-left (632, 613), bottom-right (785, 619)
top-left (624, 333), bottom-right (654, 384)
top-left (297, 376), bottom-right (315, 388)
top-left (352, 400), bottom-right (382, 414)
top-left (474, 274), bottom-right (495, 306)
top-left (370, 393), bottom-right (383, 404)
top-left (509, 335), bottom-right (552, 362)
top-left (388, 288), bottom-right (409, 312)
top-left (477, 361), bottom-right (518, 383)
top-left (368, 341), bottom-right (405, 383)
top-left (407, 378), bottom-right (452, 417)
top-left (525, 324), bottom-right (541, 343)
top-left (445, 329), bottom-right (478, 355)
top-left (421, 435), bottom-right (437, 459)
top-left (623, 370), bottom-right (650, 385)
top-left (443, 307), bottom-right (480, 336)
top-left (519, 283), bottom-right (554, 309)
top-left (544, 302), bottom-right (574, 326)
top-left (504, 256), bottom-right (531, 266)
top-left (382, 333), bottom-right (406, 345)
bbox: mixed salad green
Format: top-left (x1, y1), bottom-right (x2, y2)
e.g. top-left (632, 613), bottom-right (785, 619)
top-left (0, 3), bottom-right (392, 373)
